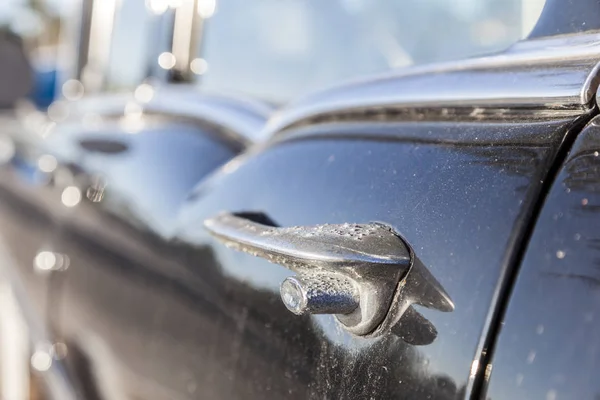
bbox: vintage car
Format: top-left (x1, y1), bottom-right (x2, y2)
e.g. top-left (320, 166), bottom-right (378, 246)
top-left (1, 0), bottom-right (599, 399)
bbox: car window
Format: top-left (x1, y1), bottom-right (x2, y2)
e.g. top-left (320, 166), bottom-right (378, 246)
top-left (195, 0), bottom-right (546, 103)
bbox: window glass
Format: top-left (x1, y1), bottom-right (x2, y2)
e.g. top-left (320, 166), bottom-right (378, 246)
top-left (196, 0), bottom-right (546, 103)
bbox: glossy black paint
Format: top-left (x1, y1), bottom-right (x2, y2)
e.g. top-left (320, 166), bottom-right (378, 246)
top-left (529, 0), bottom-right (600, 39)
top-left (45, 118), bottom-right (240, 230)
top-left (35, 117), bottom-right (585, 399)
top-left (486, 116), bottom-right (600, 400)
top-left (0, 116), bottom-right (238, 357)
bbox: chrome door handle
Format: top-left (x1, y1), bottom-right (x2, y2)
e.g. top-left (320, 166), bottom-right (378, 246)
top-left (204, 212), bottom-right (453, 339)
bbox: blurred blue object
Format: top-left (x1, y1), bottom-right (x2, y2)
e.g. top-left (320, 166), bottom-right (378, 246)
top-left (29, 65), bottom-right (57, 109)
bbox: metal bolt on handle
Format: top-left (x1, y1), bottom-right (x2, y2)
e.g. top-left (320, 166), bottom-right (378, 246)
top-left (280, 274), bottom-right (360, 315)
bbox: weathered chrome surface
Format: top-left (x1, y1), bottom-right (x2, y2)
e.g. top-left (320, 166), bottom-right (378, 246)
top-left (280, 275), bottom-right (359, 316)
top-left (204, 213), bottom-right (409, 335)
top-left (265, 32), bottom-right (600, 135)
top-left (57, 0), bottom-right (120, 92)
top-left (204, 212), bottom-right (453, 337)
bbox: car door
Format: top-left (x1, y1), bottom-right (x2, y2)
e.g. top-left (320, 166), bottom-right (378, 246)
top-left (484, 117), bottom-right (600, 400)
top-left (45, 18), bottom-right (600, 400)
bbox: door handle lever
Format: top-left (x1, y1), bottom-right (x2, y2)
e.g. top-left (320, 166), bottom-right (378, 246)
top-left (204, 212), bottom-right (453, 339)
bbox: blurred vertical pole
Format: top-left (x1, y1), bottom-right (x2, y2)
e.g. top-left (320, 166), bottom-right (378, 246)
top-left (84, 0), bottom-right (120, 91)
top-left (55, 0), bottom-right (87, 97)
top-left (141, 0), bottom-right (211, 85)
top-left (55, 0), bottom-right (121, 97)
top-left (192, 0), bottom-right (216, 84)
top-left (142, 4), bottom-right (176, 84)
top-left (55, 0), bottom-right (213, 94)
top-left (169, 0), bottom-right (201, 83)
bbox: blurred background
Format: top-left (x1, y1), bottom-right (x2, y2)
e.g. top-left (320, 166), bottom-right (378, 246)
top-left (0, 0), bottom-right (546, 110)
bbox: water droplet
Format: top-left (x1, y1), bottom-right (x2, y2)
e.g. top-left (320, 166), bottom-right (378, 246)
top-left (536, 324), bottom-right (544, 334)
top-left (516, 373), bottom-right (524, 386)
top-left (556, 250), bottom-right (566, 259)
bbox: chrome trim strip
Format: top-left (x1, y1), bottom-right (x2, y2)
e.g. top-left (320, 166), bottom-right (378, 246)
top-left (143, 87), bottom-right (274, 143)
top-left (266, 32), bottom-right (600, 134)
top-left (60, 86), bottom-right (274, 144)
